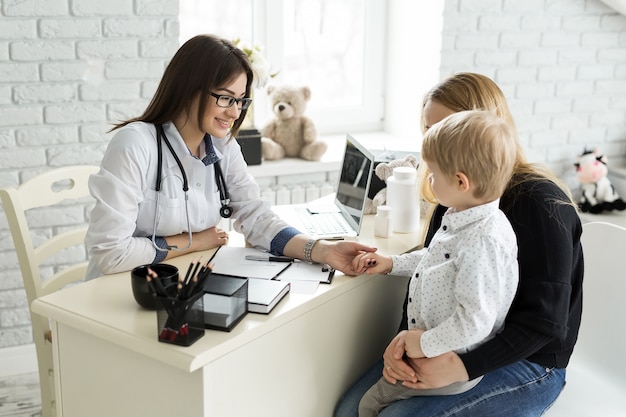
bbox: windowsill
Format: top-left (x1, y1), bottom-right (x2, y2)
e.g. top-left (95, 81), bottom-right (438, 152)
top-left (246, 133), bottom-right (345, 178)
top-left (247, 131), bottom-right (420, 178)
top-left (247, 157), bottom-right (343, 177)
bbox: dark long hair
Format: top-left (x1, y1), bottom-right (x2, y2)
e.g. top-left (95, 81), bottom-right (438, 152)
top-left (111, 34), bottom-right (253, 137)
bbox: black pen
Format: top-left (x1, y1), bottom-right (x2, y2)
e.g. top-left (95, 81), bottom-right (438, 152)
top-left (245, 255), bottom-right (299, 263)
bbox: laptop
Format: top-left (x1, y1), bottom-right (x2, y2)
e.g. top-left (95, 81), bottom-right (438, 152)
top-left (272, 133), bottom-right (376, 239)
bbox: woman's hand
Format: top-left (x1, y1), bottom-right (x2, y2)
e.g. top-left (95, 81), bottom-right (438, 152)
top-left (162, 227), bottom-right (228, 261)
top-left (402, 351), bottom-right (470, 390)
top-left (382, 331), bottom-right (418, 384)
top-left (315, 240), bottom-right (377, 275)
top-left (351, 252), bottom-right (393, 275)
top-left (383, 330), bottom-right (469, 390)
top-left (193, 227), bottom-right (229, 251)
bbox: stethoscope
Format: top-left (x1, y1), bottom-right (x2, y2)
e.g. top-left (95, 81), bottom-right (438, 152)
top-left (151, 124), bottom-right (232, 252)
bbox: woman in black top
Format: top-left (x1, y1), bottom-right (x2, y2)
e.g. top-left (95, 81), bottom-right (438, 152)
top-left (335, 72), bottom-right (583, 417)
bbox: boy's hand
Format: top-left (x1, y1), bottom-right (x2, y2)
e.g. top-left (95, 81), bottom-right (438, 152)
top-left (352, 252), bottom-right (393, 275)
top-left (404, 328), bottom-right (425, 359)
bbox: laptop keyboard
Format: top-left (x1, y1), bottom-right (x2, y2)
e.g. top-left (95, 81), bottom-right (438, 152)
top-left (295, 207), bottom-right (350, 236)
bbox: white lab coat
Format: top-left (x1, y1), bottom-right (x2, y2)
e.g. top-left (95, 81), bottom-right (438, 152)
top-left (85, 121), bottom-right (292, 279)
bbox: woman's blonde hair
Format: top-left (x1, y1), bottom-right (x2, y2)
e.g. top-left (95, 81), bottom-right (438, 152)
top-left (422, 110), bottom-right (517, 202)
top-left (419, 73), bottom-right (573, 238)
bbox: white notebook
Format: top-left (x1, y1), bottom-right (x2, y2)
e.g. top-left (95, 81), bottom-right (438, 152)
top-left (208, 246), bottom-right (290, 280)
top-left (247, 278), bottom-right (290, 314)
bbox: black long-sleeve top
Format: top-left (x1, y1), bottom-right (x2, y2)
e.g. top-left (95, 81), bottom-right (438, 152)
top-left (399, 176), bottom-right (584, 380)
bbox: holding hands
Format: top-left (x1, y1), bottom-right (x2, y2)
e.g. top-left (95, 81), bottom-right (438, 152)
top-left (351, 252), bottom-right (393, 275)
top-left (315, 240), bottom-right (377, 276)
top-left (382, 329), bottom-right (469, 390)
top-left (382, 329), bottom-right (424, 385)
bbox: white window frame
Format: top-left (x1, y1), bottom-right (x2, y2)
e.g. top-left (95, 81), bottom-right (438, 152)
top-left (249, 0), bottom-right (386, 135)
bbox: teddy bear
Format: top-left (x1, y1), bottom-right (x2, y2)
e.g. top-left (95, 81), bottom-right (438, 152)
top-left (575, 148), bottom-right (626, 213)
top-left (364, 154), bottom-right (419, 214)
top-left (260, 85), bottom-right (327, 161)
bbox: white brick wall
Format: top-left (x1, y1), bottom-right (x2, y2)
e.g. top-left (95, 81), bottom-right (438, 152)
top-left (0, 0), bottom-right (179, 348)
top-left (1, 0), bottom-right (626, 352)
top-left (440, 0), bottom-right (626, 184)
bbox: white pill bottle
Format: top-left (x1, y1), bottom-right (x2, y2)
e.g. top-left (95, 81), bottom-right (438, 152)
top-left (374, 205), bottom-right (393, 238)
top-left (386, 166), bottom-right (420, 233)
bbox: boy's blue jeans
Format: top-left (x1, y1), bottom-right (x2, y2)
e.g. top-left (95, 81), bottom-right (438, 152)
top-left (334, 359), bottom-right (566, 417)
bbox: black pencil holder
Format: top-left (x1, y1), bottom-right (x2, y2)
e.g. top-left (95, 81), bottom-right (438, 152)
top-left (202, 274), bottom-right (248, 332)
top-left (155, 290), bottom-right (204, 347)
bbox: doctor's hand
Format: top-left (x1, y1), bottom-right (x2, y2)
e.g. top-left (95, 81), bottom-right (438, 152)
top-left (315, 240), bottom-right (377, 276)
top-left (163, 227), bottom-right (229, 262)
top-left (193, 227), bottom-right (229, 251)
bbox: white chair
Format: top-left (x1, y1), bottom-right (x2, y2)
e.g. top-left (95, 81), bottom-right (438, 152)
top-left (0, 165), bottom-right (99, 417)
top-left (545, 221), bottom-right (626, 416)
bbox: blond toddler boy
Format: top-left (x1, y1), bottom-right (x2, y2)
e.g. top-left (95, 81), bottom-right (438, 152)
top-left (357, 110), bottom-right (520, 417)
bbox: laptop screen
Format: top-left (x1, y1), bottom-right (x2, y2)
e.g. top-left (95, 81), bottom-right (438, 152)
top-left (335, 135), bottom-right (375, 229)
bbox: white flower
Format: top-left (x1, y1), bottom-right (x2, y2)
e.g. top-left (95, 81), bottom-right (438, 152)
top-left (234, 39), bottom-right (276, 89)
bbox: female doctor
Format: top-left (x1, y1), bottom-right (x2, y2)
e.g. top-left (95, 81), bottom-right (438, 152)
top-left (85, 34), bottom-right (375, 280)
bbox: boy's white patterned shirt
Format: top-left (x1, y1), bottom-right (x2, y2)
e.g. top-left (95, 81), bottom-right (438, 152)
top-left (391, 199), bottom-right (519, 358)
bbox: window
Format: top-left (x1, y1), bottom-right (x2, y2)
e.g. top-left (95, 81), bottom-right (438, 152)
top-left (179, 0), bottom-right (386, 134)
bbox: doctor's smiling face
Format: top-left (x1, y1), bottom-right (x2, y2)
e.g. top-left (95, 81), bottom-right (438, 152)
top-left (203, 72), bottom-right (248, 139)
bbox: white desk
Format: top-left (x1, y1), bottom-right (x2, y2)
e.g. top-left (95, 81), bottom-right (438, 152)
top-left (32, 216), bottom-right (421, 417)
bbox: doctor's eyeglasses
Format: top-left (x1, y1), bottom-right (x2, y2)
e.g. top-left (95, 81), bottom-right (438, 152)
top-left (210, 92), bottom-right (253, 110)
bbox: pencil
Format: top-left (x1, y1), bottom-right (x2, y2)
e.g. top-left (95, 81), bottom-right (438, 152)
top-left (189, 257), bottom-right (202, 283)
top-left (147, 267), bottom-right (167, 297)
top-left (183, 257), bottom-right (196, 286)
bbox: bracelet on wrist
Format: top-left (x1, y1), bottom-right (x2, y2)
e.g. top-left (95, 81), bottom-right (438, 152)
top-left (303, 238), bottom-right (319, 264)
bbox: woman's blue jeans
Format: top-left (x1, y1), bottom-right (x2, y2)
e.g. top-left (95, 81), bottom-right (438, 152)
top-left (334, 359), bottom-right (566, 417)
